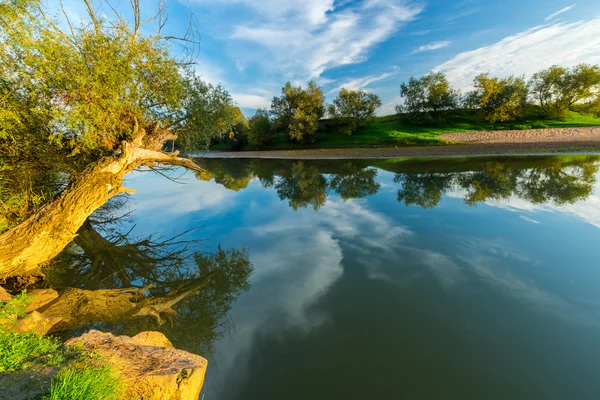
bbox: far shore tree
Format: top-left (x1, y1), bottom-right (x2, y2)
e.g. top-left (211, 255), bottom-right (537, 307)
top-left (529, 64), bottom-right (600, 119)
top-left (397, 72), bottom-right (460, 124)
top-left (328, 89), bottom-right (382, 135)
top-left (271, 81), bottom-right (325, 143)
top-left (226, 106), bottom-right (249, 150)
top-left (248, 109), bottom-right (273, 148)
top-left (467, 73), bottom-right (528, 123)
top-left (0, 1), bottom-right (239, 277)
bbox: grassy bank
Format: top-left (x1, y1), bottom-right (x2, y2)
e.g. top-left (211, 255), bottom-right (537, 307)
top-left (211, 110), bottom-right (600, 151)
top-left (0, 294), bottom-right (123, 400)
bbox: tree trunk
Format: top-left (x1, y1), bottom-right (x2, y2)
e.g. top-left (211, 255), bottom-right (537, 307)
top-left (0, 141), bottom-right (201, 278)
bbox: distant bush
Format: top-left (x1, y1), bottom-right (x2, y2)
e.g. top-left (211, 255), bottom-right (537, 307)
top-left (397, 72), bottom-right (460, 125)
top-left (513, 124), bottom-right (532, 130)
top-left (467, 73), bottom-right (528, 123)
top-left (271, 81), bottom-right (325, 143)
top-left (529, 64), bottom-right (600, 119)
top-left (328, 89), bottom-right (382, 135)
top-left (225, 106), bottom-right (249, 150)
top-left (530, 121), bottom-right (548, 129)
top-left (248, 109), bottom-right (273, 148)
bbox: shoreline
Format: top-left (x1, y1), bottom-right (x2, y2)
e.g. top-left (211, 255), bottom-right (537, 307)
top-left (197, 127), bottom-right (600, 160)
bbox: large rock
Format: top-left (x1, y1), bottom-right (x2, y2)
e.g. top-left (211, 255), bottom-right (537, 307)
top-left (66, 330), bottom-right (208, 400)
top-left (0, 286), bottom-right (11, 301)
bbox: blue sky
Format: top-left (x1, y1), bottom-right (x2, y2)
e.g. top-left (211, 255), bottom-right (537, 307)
top-left (52, 0), bottom-right (600, 115)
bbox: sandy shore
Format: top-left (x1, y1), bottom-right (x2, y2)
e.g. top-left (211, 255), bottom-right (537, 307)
top-left (197, 127), bottom-right (600, 159)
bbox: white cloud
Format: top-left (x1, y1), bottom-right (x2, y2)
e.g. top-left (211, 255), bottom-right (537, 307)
top-left (436, 18), bottom-right (600, 90)
top-left (125, 168), bottom-right (239, 217)
top-left (329, 70), bottom-right (396, 94)
top-left (545, 4), bottom-right (577, 21)
top-left (231, 93), bottom-right (271, 109)
top-left (228, 0), bottom-right (422, 79)
top-left (411, 40), bottom-right (452, 54)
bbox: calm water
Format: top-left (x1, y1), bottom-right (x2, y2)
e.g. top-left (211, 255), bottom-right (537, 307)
top-left (52, 155), bottom-right (600, 399)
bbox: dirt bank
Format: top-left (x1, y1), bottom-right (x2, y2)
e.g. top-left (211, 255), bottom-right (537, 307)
top-left (198, 127), bottom-right (600, 159)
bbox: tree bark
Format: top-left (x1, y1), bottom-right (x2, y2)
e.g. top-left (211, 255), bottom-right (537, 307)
top-left (0, 141), bottom-right (202, 278)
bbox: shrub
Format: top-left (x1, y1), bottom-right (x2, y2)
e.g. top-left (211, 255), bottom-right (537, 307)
top-left (328, 89), bottom-right (382, 135)
top-left (529, 64), bottom-right (600, 119)
top-left (467, 73), bottom-right (528, 123)
top-left (271, 81), bottom-right (325, 143)
top-left (513, 124), bottom-right (532, 130)
top-left (530, 121), bottom-right (548, 129)
top-left (397, 72), bottom-right (460, 124)
top-left (248, 109), bottom-right (273, 148)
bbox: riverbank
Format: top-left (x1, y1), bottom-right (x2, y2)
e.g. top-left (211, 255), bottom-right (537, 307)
top-left (199, 126), bottom-right (600, 159)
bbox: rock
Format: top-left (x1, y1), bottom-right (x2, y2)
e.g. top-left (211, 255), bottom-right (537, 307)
top-left (24, 288), bottom-right (59, 312)
top-left (66, 330), bottom-right (207, 400)
top-left (0, 286), bottom-right (11, 301)
top-left (132, 331), bottom-right (174, 349)
top-left (12, 311), bottom-right (62, 336)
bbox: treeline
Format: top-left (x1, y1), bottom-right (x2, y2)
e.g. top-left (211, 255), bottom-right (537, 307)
top-left (398, 64), bottom-right (600, 125)
top-left (222, 82), bottom-right (383, 148)
top-left (220, 63), bottom-right (600, 150)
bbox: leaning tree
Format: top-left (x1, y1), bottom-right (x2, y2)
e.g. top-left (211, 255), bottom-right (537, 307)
top-left (0, 0), bottom-right (237, 277)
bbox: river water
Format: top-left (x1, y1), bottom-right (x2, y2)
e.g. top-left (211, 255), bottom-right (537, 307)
top-left (52, 155), bottom-right (600, 399)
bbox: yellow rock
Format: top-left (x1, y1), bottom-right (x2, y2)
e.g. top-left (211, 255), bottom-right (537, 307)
top-left (66, 330), bottom-right (208, 400)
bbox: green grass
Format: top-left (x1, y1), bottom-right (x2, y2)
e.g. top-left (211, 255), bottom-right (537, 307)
top-left (0, 294), bottom-right (124, 399)
top-left (43, 365), bottom-right (122, 400)
top-left (212, 110), bottom-right (600, 151)
top-left (0, 330), bottom-right (64, 372)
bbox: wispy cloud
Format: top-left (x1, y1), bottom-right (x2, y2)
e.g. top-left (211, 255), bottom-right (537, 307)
top-left (545, 4), bottom-right (577, 21)
top-left (227, 0), bottom-right (423, 80)
top-left (329, 70), bottom-right (396, 94)
top-left (231, 93), bottom-right (272, 110)
top-left (412, 40), bottom-right (452, 54)
top-left (436, 18), bottom-right (600, 90)
top-left (410, 29), bottom-right (431, 36)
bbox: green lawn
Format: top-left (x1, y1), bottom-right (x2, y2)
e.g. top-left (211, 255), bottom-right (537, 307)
top-left (211, 110), bottom-right (600, 151)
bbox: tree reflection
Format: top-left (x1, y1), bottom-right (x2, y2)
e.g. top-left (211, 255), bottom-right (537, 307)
top-left (34, 198), bottom-right (253, 356)
top-left (275, 162), bottom-right (328, 210)
top-left (195, 156), bottom-right (599, 211)
top-left (329, 163), bottom-right (380, 200)
top-left (395, 158), bottom-right (598, 208)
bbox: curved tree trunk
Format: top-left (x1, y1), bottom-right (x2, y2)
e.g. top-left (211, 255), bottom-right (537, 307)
top-left (0, 141), bottom-right (201, 278)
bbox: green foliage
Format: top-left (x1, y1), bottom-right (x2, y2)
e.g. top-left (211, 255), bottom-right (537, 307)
top-left (0, 1), bottom-right (237, 232)
top-left (0, 0), bottom-right (184, 156)
top-left (0, 290), bottom-right (32, 325)
top-left (397, 72), bottom-right (460, 124)
top-left (0, 330), bottom-right (63, 372)
top-left (530, 121), bottom-right (548, 129)
top-left (513, 124), bottom-right (532, 130)
top-left (248, 109), bottom-right (273, 148)
top-left (467, 73), bottom-right (528, 123)
top-left (224, 106), bottom-right (249, 150)
top-left (177, 75), bottom-right (237, 151)
top-left (43, 365), bottom-right (121, 400)
top-left (529, 64), bottom-right (600, 119)
top-left (328, 89), bottom-right (382, 135)
top-left (271, 81), bottom-right (325, 143)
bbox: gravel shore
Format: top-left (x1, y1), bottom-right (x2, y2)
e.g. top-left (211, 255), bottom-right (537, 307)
top-left (197, 127), bottom-right (600, 160)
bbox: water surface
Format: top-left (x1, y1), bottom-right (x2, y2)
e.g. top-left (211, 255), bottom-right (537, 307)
top-left (52, 155), bottom-right (600, 399)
